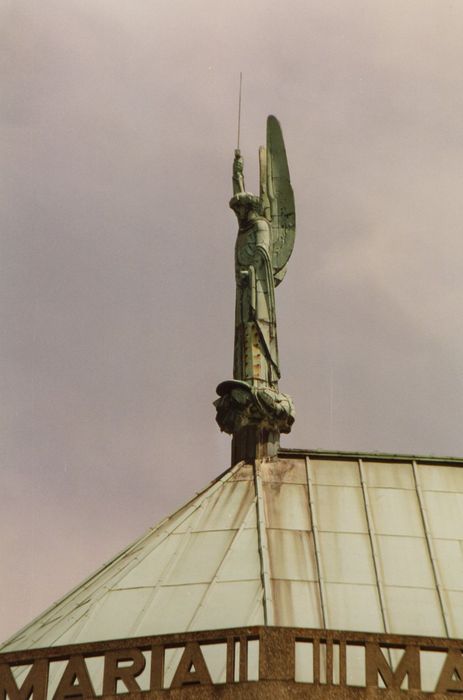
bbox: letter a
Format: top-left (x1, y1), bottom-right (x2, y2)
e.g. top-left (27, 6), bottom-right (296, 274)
top-left (170, 643), bottom-right (212, 688)
top-left (436, 650), bottom-right (463, 693)
top-left (53, 656), bottom-right (95, 700)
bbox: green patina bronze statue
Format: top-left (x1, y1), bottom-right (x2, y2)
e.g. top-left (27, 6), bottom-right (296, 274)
top-left (215, 116), bottom-right (296, 463)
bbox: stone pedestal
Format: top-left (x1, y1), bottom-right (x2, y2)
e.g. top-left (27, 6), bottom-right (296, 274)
top-left (214, 380), bottom-right (295, 464)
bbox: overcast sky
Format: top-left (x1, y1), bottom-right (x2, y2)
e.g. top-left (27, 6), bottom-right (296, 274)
top-left (2, 0), bottom-right (463, 642)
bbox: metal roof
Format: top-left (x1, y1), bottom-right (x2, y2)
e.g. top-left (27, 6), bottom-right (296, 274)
top-left (2, 451), bottom-right (463, 652)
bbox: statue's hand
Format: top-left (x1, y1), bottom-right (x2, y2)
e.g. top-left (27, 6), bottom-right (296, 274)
top-left (238, 269), bottom-right (249, 287)
top-left (234, 149), bottom-right (244, 174)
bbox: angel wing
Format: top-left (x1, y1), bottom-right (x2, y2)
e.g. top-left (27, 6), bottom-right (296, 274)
top-left (260, 115), bottom-right (296, 284)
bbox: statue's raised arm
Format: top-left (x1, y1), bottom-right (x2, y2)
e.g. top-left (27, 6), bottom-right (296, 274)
top-left (232, 149), bottom-right (245, 195)
top-left (215, 116), bottom-right (296, 464)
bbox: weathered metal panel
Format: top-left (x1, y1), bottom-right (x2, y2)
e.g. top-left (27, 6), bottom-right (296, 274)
top-left (190, 581), bottom-right (264, 630)
top-left (113, 535), bottom-right (180, 590)
top-left (262, 483), bottom-right (310, 530)
top-left (367, 488), bottom-right (423, 537)
top-left (193, 481), bottom-right (255, 532)
top-left (216, 528), bottom-right (261, 582)
top-left (422, 490), bottom-right (463, 539)
top-left (165, 530), bottom-right (236, 585)
top-left (271, 580), bottom-right (322, 627)
top-left (363, 461), bottom-right (415, 490)
top-left (259, 459), bottom-right (306, 483)
top-left (75, 588), bottom-right (153, 641)
top-left (134, 584), bottom-right (209, 635)
top-left (433, 538), bottom-right (463, 591)
top-left (383, 586), bottom-right (445, 636)
top-left (266, 529), bottom-right (317, 581)
top-left (376, 535), bottom-right (435, 588)
top-left (318, 533), bottom-right (376, 585)
top-left (419, 463), bottom-right (463, 492)
top-left (311, 459), bottom-right (360, 487)
top-left (228, 463), bottom-right (254, 481)
top-left (324, 583), bottom-right (384, 632)
top-left (314, 485), bottom-right (368, 533)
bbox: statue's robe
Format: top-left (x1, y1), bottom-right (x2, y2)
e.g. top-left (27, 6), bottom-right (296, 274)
top-left (234, 216), bottom-right (280, 389)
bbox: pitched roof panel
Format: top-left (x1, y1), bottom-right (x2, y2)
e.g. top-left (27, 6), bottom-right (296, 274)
top-left (3, 450), bottom-right (463, 651)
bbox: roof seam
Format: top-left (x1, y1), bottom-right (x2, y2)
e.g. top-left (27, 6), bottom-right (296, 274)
top-left (254, 461), bottom-right (274, 626)
top-left (305, 457), bottom-right (327, 629)
top-left (358, 459), bottom-right (390, 635)
top-left (412, 460), bottom-right (450, 638)
top-left (322, 581), bottom-right (442, 591)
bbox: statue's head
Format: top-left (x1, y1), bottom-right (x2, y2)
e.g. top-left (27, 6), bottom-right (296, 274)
top-left (229, 193), bottom-right (261, 223)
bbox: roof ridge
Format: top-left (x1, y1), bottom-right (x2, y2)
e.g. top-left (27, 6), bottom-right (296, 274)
top-left (279, 448), bottom-right (463, 463)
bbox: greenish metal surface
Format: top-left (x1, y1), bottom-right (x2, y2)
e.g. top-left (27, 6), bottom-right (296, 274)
top-left (229, 115), bottom-right (295, 389)
top-left (215, 116), bottom-right (296, 462)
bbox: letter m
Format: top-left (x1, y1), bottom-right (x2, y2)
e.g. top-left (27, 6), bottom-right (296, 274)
top-left (0, 661), bottom-right (48, 700)
top-left (366, 643), bottom-right (421, 690)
